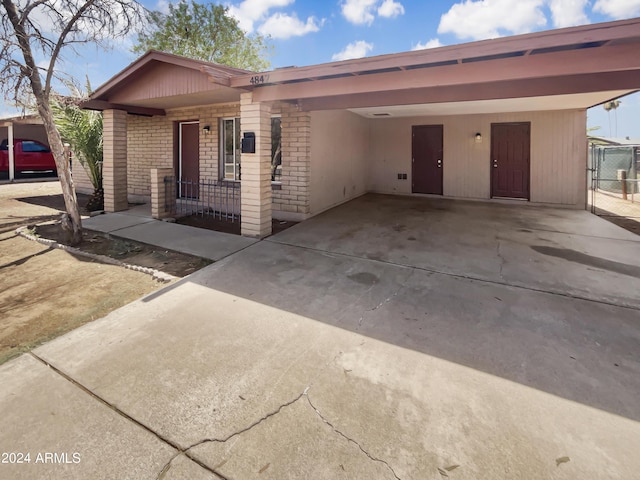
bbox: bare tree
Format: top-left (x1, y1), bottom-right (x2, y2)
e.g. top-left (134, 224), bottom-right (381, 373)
top-left (0, 0), bottom-right (143, 244)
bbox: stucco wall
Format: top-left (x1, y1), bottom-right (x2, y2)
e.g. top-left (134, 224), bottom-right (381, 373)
top-left (310, 110), bottom-right (369, 214)
top-left (367, 109), bottom-right (587, 207)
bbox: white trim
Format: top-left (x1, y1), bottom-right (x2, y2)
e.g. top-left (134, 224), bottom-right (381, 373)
top-left (8, 122), bottom-right (14, 181)
top-left (220, 117), bottom-right (241, 181)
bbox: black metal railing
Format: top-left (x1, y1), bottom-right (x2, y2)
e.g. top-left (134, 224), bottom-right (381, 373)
top-left (174, 178), bottom-right (241, 221)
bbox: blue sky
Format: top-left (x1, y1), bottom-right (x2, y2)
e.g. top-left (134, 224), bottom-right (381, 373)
top-left (3, 0), bottom-right (640, 138)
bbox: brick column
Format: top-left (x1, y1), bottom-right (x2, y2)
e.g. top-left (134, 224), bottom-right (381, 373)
top-left (240, 93), bottom-right (272, 237)
top-left (150, 168), bottom-right (175, 219)
top-left (103, 109), bottom-right (128, 212)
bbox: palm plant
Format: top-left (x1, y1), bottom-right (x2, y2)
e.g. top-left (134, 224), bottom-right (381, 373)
top-left (603, 100), bottom-right (621, 137)
top-left (51, 80), bottom-right (103, 211)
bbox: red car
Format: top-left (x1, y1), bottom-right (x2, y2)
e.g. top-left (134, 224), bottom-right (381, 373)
top-left (0, 138), bottom-right (57, 177)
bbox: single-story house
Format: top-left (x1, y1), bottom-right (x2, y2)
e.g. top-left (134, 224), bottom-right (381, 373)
top-left (84, 17), bottom-right (640, 237)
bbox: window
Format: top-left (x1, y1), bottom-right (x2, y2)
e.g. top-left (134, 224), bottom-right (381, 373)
top-left (21, 141), bottom-right (50, 153)
top-left (271, 116), bottom-right (282, 181)
top-left (221, 117), bottom-right (241, 181)
top-left (220, 116), bottom-right (282, 182)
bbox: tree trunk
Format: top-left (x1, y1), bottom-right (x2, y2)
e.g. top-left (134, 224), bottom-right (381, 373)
top-left (1, 0), bottom-right (83, 245)
top-left (38, 101), bottom-right (83, 245)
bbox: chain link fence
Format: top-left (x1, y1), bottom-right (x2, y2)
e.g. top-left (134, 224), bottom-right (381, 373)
top-left (588, 144), bottom-right (640, 219)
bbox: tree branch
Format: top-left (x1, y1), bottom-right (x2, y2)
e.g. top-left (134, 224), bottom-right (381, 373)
top-left (45, 0), bottom-right (98, 97)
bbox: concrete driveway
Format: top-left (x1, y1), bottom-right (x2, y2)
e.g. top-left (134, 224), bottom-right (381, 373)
top-left (1, 194), bottom-right (639, 479)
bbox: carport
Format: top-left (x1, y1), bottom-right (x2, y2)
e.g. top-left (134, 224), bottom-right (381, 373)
top-left (0, 114), bottom-right (48, 181)
top-left (226, 18), bottom-right (640, 234)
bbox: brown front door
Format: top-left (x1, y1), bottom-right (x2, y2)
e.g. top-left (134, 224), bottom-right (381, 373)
top-left (491, 123), bottom-right (530, 199)
top-left (179, 121), bottom-right (199, 198)
top-left (412, 125), bottom-right (443, 195)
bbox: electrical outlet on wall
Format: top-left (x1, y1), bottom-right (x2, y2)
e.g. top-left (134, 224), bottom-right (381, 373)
top-left (397, 173), bottom-right (402, 180)
top-left (402, 173), bottom-right (407, 180)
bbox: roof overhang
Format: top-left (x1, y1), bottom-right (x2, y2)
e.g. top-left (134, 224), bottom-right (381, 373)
top-left (84, 50), bottom-right (254, 115)
top-left (0, 114), bottom-right (43, 126)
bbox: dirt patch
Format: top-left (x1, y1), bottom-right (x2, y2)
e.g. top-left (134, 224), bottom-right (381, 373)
top-left (177, 214), bottom-right (297, 236)
top-left (0, 181), bottom-right (211, 365)
top-left (34, 222), bottom-right (212, 277)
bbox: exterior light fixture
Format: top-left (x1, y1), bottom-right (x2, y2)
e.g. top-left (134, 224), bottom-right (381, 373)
top-left (475, 132), bottom-right (482, 143)
top-left (202, 125), bottom-right (211, 134)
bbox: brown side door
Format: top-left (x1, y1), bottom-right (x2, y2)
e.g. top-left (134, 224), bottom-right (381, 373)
top-left (491, 123), bottom-right (530, 199)
top-left (179, 121), bottom-right (199, 198)
top-left (412, 125), bottom-right (443, 195)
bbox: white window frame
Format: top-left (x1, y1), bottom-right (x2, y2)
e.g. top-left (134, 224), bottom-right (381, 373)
top-left (220, 117), bottom-right (241, 181)
top-left (271, 114), bottom-right (282, 184)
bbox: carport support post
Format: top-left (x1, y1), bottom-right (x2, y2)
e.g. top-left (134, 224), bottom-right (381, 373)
top-left (240, 93), bottom-right (272, 237)
top-left (8, 122), bottom-right (15, 182)
top-left (103, 109), bottom-right (128, 212)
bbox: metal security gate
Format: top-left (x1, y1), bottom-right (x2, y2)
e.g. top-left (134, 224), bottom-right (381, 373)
top-left (588, 144), bottom-right (640, 219)
top-left (166, 177), bottom-right (241, 221)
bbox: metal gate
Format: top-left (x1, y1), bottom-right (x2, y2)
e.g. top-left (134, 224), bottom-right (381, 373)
top-left (588, 144), bottom-right (640, 219)
top-left (166, 176), bottom-right (241, 221)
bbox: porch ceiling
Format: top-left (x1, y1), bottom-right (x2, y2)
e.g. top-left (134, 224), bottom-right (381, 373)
top-left (348, 90), bottom-right (632, 118)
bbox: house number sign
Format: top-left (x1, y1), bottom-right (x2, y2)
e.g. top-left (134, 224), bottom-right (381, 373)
top-left (249, 75), bottom-right (270, 85)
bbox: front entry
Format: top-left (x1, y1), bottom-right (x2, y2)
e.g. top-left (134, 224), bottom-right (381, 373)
top-left (412, 125), bottom-right (443, 195)
top-left (491, 123), bottom-right (530, 199)
top-left (179, 121), bottom-right (199, 198)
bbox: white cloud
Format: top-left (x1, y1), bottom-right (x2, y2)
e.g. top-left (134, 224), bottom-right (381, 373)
top-left (412, 38), bottom-right (443, 50)
top-left (258, 13), bottom-right (322, 39)
top-left (438, 0), bottom-right (547, 40)
top-left (332, 40), bottom-right (374, 61)
top-left (155, 0), bottom-right (171, 15)
top-left (593, 0), bottom-right (640, 19)
top-left (341, 0), bottom-right (378, 25)
top-left (378, 0), bottom-right (405, 18)
top-left (228, 0), bottom-right (294, 32)
top-left (549, 0), bottom-right (589, 27)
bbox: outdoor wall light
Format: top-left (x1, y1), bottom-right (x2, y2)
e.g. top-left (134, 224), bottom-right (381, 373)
top-left (475, 132), bottom-right (483, 143)
top-left (202, 125), bottom-right (211, 134)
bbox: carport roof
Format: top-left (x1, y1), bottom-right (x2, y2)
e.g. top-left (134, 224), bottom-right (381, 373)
top-left (235, 17), bottom-right (640, 115)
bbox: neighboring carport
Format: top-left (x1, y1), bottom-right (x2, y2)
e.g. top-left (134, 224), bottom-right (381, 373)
top-left (0, 114), bottom-right (48, 181)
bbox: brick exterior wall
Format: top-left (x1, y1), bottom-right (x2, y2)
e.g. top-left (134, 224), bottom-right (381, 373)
top-left (71, 156), bottom-right (93, 195)
top-left (124, 101), bottom-right (311, 221)
top-left (126, 103), bottom-right (240, 201)
top-left (273, 103), bottom-right (311, 219)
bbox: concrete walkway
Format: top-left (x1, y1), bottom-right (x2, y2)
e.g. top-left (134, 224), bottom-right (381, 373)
top-left (1, 195), bottom-right (639, 480)
top-left (83, 206), bottom-right (256, 261)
